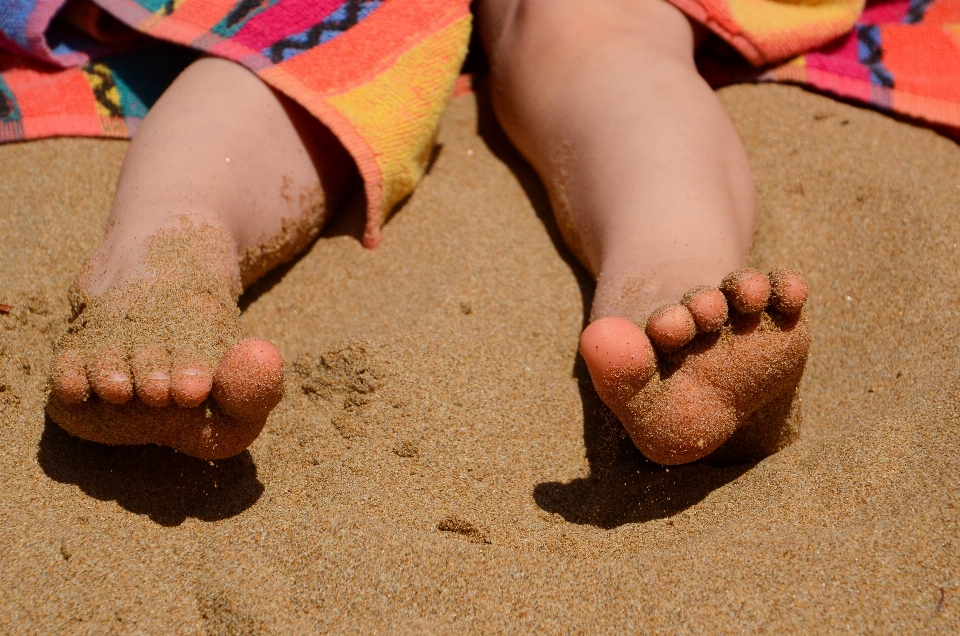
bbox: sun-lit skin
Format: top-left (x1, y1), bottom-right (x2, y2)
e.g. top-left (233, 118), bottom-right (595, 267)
top-left (581, 269), bottom-right (809, 464)
top-left (478, 0), bottom-right (812, 463)
top-left (48, 58), bottom-right (351, 458)
top-left (50, 0), bottom-right (811, 463)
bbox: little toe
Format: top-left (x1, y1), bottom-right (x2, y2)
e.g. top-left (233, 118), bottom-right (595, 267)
top-left (171, 353), bottom-right (213, 408)
top-left (769, 268), bottom-right (808, 314)
top-left (212, 338), bottom-right (285, 421)
top-left (51, 350), bottom-right (90, 404)
top-left (681, 286), bottom-right (728, 332)
top-left (720, 268), bottom-right (771, 314)
top-left (645, 304), bottom-right (697, 350)
top-left (87, 349), bottom-right (133, 404)
top-left (580, 317), bottom-right (656, 405)
top-left (132, 346), bottom-right (172, 407)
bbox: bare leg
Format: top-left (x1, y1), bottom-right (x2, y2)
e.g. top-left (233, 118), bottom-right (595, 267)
top-left (478, 0), bottom-right (810, 464)
top-left (48, 57), bottom-right (354, 459)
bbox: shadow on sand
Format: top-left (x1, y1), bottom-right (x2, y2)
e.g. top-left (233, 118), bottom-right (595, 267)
top-left (37, 418), bottom-right (264, 526)
top-left (533, 357), bottom-right (754, 528)
top-left (472, 82), bottom-right (753, 528)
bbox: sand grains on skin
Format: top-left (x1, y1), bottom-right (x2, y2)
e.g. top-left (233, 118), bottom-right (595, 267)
top-left (582, 268), bottom-right (810, 465)
top-left (48, 221), bottom-right (284, 460)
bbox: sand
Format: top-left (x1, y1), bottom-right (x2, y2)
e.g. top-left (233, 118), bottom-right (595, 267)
top-left (1, 83), bottom-right (959, 632)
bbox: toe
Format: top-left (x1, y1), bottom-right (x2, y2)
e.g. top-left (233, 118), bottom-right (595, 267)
top-left (87, 349), bottom-right (134, 404)
top-left (212, 338), bottom-right (285, 421)
top-left (645, 304), bottom-right (697, 350)
top-left (132, 346), bottom-right (171, 407)
top-left (51, 350), bottom-right (90, 404)
top-left (769, 268), bottom-right (808, 314)
top-left (681, 286), bottom-right (728, 332)
top-left (171, 352), bottom-right (213, 408)
top-left (580, 317), bottom-right (656, 405)
top-left (720, 268), bottom-right (771, 314)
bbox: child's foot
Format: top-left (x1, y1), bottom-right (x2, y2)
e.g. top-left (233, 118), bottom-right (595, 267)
top-left (47, 222), bottom-right (285, 460)
top-left (477, 1), bottom-right (808, 463)
top-left (580, 268), bottom-right (810, 465)
top-left (44, 57), bottom-right (352, 459)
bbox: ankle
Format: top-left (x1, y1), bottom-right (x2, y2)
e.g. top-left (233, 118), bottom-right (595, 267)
top-left (77, 216), bottom-right (242, 303)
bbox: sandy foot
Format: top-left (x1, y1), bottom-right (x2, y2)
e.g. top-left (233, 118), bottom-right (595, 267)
top-left (46, 224), bottom-right (284, 460)
top-left (580, 268), bottom-right (810, 465)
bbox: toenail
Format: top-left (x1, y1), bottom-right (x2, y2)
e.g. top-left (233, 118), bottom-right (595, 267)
top-left (146, 371), bottom-right (170, 381)
top-left (179, 370), bottom-right (202, 377)
top-left (107, 372), bottom-right (128, 383)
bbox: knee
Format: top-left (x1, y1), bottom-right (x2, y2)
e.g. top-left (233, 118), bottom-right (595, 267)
top-left (480, 0), bottom-right (695, 72)
top-left (478, 0), bottom-right (698, 142)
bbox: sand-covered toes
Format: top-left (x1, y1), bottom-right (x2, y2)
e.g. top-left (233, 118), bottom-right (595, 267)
top-left (46, 224), bottom-right (285, 460)
top-left (581, 268), bottom-right (810, 465)
top-left (47, 337), bottom-right (283, 460)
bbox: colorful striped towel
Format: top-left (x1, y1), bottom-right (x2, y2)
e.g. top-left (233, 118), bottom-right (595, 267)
top-left (0, 0), bottom-right (957, 249)
top-left (0, 0), bottom-right (472, 248)
top-left (681, 0), bottom-right (960, 134)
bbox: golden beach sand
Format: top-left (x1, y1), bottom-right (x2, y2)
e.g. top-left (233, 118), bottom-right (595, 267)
top-left (0, 84), bottom-right (958, 632)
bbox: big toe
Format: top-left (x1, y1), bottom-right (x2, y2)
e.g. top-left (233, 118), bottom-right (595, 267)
top-left (580, 317), bottom-right (656, 406)
top-left (212, 338), bottom-right (284, 421)
top-left (51, 350), bottom-right (90, 404)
